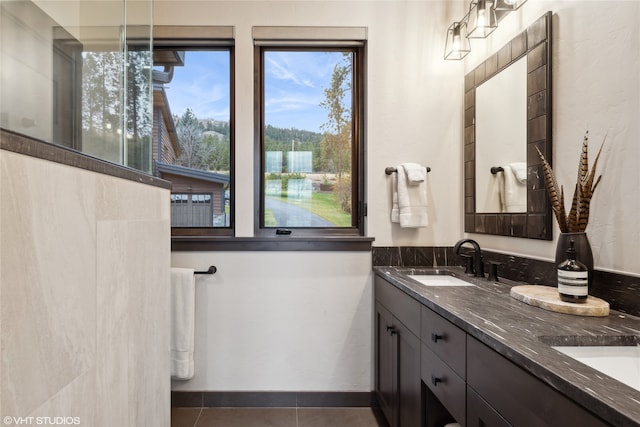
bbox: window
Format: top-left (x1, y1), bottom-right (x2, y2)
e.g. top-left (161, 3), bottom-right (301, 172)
top-left (153, 27), bottom-right (234, 236)
top-left (254, 27), bottom-right (366, 237)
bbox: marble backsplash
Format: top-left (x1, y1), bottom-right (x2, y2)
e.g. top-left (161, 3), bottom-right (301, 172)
top-left (372, 246), bottom-right (640, 317)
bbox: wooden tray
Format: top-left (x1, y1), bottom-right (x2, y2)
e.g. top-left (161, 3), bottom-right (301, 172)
top-left (510, 285), bottom-right (609, 317)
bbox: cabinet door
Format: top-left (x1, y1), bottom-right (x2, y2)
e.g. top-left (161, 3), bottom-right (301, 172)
top-left (375, 301), bottom-right (421, 427)
top-left (375, 302), bottom-right (395, 425)
top-left (396, 320), bottom-right (421, 427)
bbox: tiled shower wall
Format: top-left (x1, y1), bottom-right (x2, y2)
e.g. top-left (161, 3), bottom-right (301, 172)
top-left (373, 246), bottom-right (640, 317)
top-left (0, 149), bottom-right (171, 427)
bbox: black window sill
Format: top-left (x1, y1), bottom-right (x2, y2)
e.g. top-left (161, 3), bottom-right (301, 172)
top-left (1, 128), bottom-right (171, 189)
top-left (171, 236), bottom-right (375, 251)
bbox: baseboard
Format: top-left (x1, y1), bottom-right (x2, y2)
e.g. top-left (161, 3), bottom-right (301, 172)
top-left (171, 391), bottom-right (375, 408)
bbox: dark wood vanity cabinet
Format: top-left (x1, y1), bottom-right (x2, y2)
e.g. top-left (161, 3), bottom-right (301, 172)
top-left (375, 276), bottom-right (422, 427)
top-left (374, 275), bottom-right (613, 427)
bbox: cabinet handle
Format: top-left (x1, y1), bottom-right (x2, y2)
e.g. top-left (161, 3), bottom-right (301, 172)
top-left (386, 326), bottom-right (397, 336)
top-left (431, 375), bottom-right (443, 386)
top-left (431, 332), bottom-right (444, 343)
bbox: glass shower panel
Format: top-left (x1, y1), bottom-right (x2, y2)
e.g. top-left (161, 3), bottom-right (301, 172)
top-left (0, 0), bottom-right (153, 174)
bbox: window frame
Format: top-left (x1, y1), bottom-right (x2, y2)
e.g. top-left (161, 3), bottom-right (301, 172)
top-left (153, 26), bottom-right (235, 238)
top-left (253, 30), bottom-right (367, 238)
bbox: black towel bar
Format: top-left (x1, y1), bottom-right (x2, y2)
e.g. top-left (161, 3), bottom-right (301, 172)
top-left (490, 166), bottom-right (504, 174)
top-left (194, 266), bottom-right (217, 275)
top-left (385, 166), bottom-right (431, 175)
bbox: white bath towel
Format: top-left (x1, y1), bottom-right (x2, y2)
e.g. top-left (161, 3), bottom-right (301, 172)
top-left (501, 165), bottom-right (527, 212)
top-left (171, 267), bottom-right (195, 380)
top-left (396, 164), bottom-right (429, 228)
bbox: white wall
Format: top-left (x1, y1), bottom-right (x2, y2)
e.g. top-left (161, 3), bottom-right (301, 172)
top-left (461, 1), bottom-right (640, 276)
top-left (157, 0), bottom-right (464, 392)
top-left (171, 251), bottom-right (373, 392)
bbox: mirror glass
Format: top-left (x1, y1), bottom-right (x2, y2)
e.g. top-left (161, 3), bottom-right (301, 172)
top-left (476, 56), bottom-right (527, 213)
top-left (464, 12), bottom-right (552, 240)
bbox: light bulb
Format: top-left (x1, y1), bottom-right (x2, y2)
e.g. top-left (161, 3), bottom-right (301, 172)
top-left (453, 34), bottom-right (461, 51)
top-left (452, 24), bottom-right (462, 51)
top-left (477, 8), bottom-right (486, 28)
top-left (477, 0), bottom-right (487, 28)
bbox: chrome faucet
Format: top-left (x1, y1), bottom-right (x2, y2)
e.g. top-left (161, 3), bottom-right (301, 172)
top-left (454, 239), bottom-right (485, 278)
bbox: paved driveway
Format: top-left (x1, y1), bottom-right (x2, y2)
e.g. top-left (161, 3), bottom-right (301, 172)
top-left (265, 197), bottom-right (334, 227)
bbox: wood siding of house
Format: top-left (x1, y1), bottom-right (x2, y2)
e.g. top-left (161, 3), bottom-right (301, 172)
top-left (153, 88), bottom-right (180, 176)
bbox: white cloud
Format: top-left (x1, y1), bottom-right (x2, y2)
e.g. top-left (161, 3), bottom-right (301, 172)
top-left (266, 55), bottom-right (316, 88)
top-left (266, 94), bottom-right (321, 112)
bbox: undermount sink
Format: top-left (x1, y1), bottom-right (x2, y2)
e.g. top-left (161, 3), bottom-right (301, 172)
top-left (540, 335), bottom-right (640, 392)
top-left (408, 274), bottom-right (475, 287)
top-left (553, 345), bottom-right (640, 392)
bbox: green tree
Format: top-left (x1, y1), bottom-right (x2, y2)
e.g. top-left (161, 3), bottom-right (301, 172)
top-left (319, 54), bottom-right (353, 214)
top-left (319, 55), bottom-right (352, 177)
top-left (81, 51), bottom-right (122, 134)
top-left (203, 134), bottom-right (231, 172)
top-left (175, 108), bottom-right (208, 169)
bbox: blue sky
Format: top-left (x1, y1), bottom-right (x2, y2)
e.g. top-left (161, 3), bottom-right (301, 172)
top-left (161, 51), bottom-right (231, 122)
top-left (263, 50), bottom-right (347, 133)
top-left (161, 50), bottom-right (349, 133)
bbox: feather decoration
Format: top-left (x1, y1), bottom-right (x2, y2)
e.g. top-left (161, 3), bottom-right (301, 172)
top-left (536, 131), bottom-right (605, 233)
top-left (535, 146), bottom-right (568, 233)
top-left (572, 131), bottom-right (605, 232)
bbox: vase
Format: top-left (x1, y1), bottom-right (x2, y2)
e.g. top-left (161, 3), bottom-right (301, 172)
top-left (555, 232), bottom-right (594, 288)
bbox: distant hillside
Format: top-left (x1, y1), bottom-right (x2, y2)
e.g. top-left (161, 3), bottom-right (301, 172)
top-left (197, 119), bottom-right (323, 145)
top-left (264, 125), bottom-right (323, 145)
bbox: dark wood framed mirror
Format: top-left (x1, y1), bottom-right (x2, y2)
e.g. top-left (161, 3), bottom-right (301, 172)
top-left (464, 12), bottom-right (553, 240)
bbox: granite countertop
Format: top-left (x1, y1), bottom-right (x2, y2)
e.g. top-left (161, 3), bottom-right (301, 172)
top-left (373, 266), bottom-right (640, 427)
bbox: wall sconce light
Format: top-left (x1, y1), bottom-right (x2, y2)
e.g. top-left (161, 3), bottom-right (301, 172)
top-left (467, 0), bottom-right (497, 38)
top-left (444, 21), bottom-right (471, 60)
top-left (443, 0), bottom-right (526, 60)
top-left (494, 0), bottom-right (528, 11)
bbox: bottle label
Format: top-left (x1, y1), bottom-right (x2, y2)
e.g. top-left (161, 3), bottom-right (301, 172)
top-left (558, 270), bottom-right (588, 296)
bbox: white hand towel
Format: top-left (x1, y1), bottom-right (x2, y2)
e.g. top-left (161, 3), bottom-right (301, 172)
top-left (496, 170), bottom-right (507, 212)
top-left (391, 172), bottom-right (400, 223)
top-left (402, 162), bottom-right (427, 183)
top-left (397, 165), bottom-right (429, 228)
top-left (509, 162), bottom-right (527, 183)
top-left (171, 267), bottom-right (195, 380)
top-left (502, 165), bottom-right (527, 212)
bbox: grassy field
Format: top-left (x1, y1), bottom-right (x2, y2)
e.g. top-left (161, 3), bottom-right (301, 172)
top-left (264, 192), bottom-right (351, 227)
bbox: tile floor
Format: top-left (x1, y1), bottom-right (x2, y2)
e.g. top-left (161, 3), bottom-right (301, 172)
top-left (171, 407), bottom-right (384, 427)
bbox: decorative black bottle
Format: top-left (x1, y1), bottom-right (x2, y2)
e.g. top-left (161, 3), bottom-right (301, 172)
top-left (557, 239), bottom-right (589, 303)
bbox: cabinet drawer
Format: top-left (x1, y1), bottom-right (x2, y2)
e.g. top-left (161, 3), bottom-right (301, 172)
top-left (375, 276), bottom-right (420, 336)
top-left (467, 386), bottom-right (511, 427)
top-left (467, 336), bottom-right (610, 427)
top-left (422, 344), bottom-right (465, 425)
top-left (421, 306), bottom-right (466, 377)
